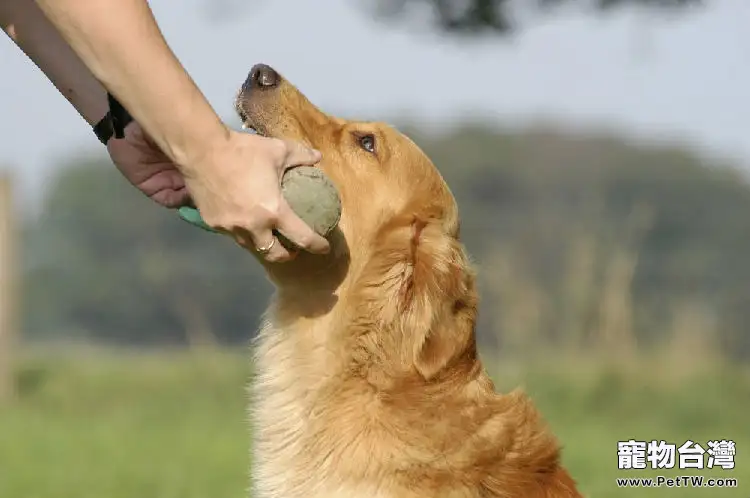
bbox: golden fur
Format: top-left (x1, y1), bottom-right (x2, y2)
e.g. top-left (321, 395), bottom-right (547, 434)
top-left (236, 65), bottom-right (582, 498)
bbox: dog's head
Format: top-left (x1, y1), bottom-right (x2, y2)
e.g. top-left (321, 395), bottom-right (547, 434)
top-left (237, 64), bottom-right (477, 381)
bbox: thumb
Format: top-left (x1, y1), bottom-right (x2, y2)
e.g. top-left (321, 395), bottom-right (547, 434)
top-left (282, 140), bottom-right (322, 168)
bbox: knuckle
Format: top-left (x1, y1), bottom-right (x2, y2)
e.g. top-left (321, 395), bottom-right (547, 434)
top-left (293, 233), bottom-right (314, 249)
top-left (235, 204), bottom-right (279, 233)
top-left (233, 235), bottom-right (253, 250)
top-left (267, 138), bottom-right (289, 159)
top-left (258, 202), bottom-right (282, 224)
top-left (262, 208), bottom-right (280, 226)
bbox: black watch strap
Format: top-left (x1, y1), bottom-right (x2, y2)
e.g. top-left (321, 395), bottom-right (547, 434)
top-left (93, 92), bottom-right (133, 145)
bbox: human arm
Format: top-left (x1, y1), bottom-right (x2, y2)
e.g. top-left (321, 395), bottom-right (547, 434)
top-left (1, 0), bottom-right (330, 260)
top-left (0, 0), bottom-right (107, 125)
top-left (31, 0), bottom-right (226, 172)
top-left (1, 0), bottom-right (192, 207)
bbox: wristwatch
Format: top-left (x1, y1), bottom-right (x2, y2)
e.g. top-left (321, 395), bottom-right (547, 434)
top-left (93, 92), bottom-right (133, 145)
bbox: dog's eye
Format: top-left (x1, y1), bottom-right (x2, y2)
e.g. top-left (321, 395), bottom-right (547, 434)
top-left (358, 134), bottom-right (376, 154)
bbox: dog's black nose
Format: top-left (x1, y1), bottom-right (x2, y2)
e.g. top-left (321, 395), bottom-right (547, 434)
top-left (248, 63), bottom-right (279, 89)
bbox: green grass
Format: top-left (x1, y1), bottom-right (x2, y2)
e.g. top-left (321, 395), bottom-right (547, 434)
top-left (0, 349), bottom-right (747, 497)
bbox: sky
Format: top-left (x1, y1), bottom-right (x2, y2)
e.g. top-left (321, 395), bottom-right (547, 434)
top-left (1, 0), bottom-right (749, 209)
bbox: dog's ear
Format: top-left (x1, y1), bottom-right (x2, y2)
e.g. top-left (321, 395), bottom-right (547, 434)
top-left (359, 208), bottom-right (477, 381)
top-left (401, 216), bottom-right (477, 380)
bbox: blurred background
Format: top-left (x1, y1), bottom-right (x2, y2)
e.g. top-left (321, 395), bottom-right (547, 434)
top-left (1, 0), bottom-right (748, 496)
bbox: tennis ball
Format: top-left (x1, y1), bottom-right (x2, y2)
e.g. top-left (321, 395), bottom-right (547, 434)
top-left (177, 166), bottom-right (342, 250)
top-left (274, 165), bottom-right (341, 248)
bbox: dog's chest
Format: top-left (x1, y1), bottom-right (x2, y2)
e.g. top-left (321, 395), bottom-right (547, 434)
top-left (247, 323), bottom-right (499, 498)
top-left (249, 322), bottom-right (367, 497)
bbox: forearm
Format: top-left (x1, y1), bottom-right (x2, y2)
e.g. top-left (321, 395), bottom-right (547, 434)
top-left (33, 0), bottom-right (228, 175)
top-left (0, 0), bottom-right (108, 125)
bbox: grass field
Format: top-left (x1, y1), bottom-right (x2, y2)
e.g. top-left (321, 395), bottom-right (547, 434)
top-left (0, 349), bottom-right (747, 497)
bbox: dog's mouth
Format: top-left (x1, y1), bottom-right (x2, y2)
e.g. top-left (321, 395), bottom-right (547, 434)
top-left (237, 110), bottom-right (264, 136)
top-left (234, 93), bottom-right (268, 137)
top-left (241, 120), bottom-right (261, 135)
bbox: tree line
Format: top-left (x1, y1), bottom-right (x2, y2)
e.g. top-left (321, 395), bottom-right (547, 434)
top-left (19, 121), bottom-right (750, 360)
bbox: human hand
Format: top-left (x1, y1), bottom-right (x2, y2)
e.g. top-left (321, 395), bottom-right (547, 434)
top-left (108, 123), bottom-right (329, 262)
top-left (107, 122), bottom-right (190, 208)
top-left (179, 128), bottom-right (330, 262)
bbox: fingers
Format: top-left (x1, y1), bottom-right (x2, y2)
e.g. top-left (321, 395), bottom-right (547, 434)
top-left (274, 140), bottom-right (330, 254)
top-left (187, 133), bottom-right (328, 262)
top-left (232, 228), bottom-right (294, 263)
top-left (281, 140), bottom-right (322, 168)
top-left (274, 200), bottom-right (331, 255)
top-left (230, 199), bottom-right (329, 260)
top-left (152, 187), bottom-right (190, 209)
top-left (253, 139), bottom-right (328, 255)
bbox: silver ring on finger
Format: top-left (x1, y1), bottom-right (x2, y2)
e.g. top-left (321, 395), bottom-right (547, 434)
top-left (256, 237), bottom-right (276, 255)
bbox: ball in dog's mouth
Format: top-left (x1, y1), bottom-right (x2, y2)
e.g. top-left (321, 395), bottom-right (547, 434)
top-left (239, 120), bottom-right (341, 249)
top-left (275, 166), bottom-right (342, 249)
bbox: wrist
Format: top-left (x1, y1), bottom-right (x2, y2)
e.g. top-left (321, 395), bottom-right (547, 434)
top-left (167, 120), bottom-right (233, 179)
top-left (92, 92), bottom-right (135, 144)
top-left (66, 83), bottom-right (109, 126)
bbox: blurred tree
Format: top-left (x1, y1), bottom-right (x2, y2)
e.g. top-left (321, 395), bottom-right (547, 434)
top-left (23, 155), bottom-right (272, 347)
top-left (0, 174), bottom-right (18, 402)
top-left (406, 123), bottom-right (750, 359)
top-left (368, 0), bottom-right (703, 35)
top-left (21, 124), bottom-right (750, 360)
top-left (203, 0), bottom-right (704, 35)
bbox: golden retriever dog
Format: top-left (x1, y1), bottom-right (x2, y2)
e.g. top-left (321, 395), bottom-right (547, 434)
top-left (236, 63), bottom-right (582, 498)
